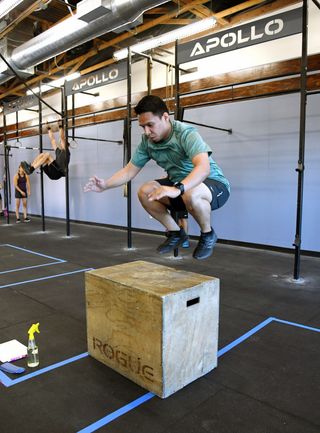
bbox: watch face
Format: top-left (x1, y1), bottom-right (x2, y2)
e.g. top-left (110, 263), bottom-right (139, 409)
top-left (175, 183), bottom-right (184, 194)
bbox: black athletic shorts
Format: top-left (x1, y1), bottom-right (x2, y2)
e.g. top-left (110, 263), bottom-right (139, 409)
top-left (43, 161), bottom-right (65, 180)
top-left (155, 177), bottom-right (230, 215)
top-left (204, 178), bottom-right (230, 210)
top-left (43, 148), bottom-right (69, 180)
top-left (55, 148), bottom-right (69, 171)
top-left (155, 178), bottom-right (188, 218)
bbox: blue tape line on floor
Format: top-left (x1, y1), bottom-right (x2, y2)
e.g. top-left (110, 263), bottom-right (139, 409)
top-left (0, 268), bottom-right (93, 288)
top-left (2, 244), bottom-right (66, 262)
top-left (0, 370), bottom-right (12, 387)
top-left (1, 316), bottom-right (318, 431)
top-left (217, 316), bottom-right (274, 357)
top-left (4, 352), bottom-right (89, 387)
top-left (0, 243), bottom-right (66, 274)
top-left (76, 317), bottom-right (319, 432)
top-left (77, 392), bottom-right (155, 433)
top-left (0, 261), bottom-right (65, 275)
top-left (273, 317), bottom-right (320, 333)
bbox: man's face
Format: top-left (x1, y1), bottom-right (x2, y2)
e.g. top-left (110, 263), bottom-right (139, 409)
top-left (138, 111), bottom-right (171, 143)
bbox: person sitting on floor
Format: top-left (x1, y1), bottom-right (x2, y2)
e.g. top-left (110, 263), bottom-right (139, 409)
top-left (21, 121), bottom-right (70, 180)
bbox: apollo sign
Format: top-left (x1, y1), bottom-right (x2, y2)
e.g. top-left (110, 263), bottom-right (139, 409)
top-left (177, 8), bottom-right (302, 64)
top-left (65, 62), bottom-right (127, 95)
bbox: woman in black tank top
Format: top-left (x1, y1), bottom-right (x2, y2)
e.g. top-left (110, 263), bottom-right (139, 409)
top-left (13, 165), bottom-right (31, 223)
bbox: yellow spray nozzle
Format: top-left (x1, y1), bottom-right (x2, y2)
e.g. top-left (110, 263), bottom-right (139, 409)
top-left (28, 322), bottom-right (40, 340)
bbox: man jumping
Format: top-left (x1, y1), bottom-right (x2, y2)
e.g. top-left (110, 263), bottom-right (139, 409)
top-left (85, 95), bottom-right (230, 260)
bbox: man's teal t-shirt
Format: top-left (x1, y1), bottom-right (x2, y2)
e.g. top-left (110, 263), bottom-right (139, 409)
top-left (131, 120), bottom-right (230, 191)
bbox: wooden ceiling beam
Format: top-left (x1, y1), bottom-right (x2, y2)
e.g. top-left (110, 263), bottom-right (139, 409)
top-left (144, 7), bottom-right (171, 15)
top-left (0, 0), bottom-right (48, 39)
top-left (165, 19), bottom-right (196, 25)
top-left (69, 58), bottom-right (88, 74)
top-left (171, 0), bottom-right (206, 18)
top-left (48, 52), bottom-right (67, 74)
top-left (192, 4), bottom-right (214, 17)
top-left (226, 0), bottom-right (299, 25)
top-left (172, 0), bottom-right (214, 18)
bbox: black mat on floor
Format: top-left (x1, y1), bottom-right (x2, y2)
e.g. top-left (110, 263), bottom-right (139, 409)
top-left (0, 216), bottom-right (319, 433)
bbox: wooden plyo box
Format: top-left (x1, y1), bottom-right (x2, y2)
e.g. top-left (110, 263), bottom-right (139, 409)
top-left (85, 260), bottom-right (219, 398)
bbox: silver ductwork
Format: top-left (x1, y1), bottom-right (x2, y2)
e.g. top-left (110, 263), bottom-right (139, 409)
top-left (0, 0), bottom-right (170, 85)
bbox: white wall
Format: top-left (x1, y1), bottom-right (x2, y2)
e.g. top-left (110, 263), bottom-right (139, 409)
top-left (185, 94), bottom-right (319, 252)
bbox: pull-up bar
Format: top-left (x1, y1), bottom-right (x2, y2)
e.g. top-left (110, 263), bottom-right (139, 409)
top-left (70, 135), bottom-right (122, 144)
top-left (183, 119), bottom-right (232, 134)
top-left (5, 145), bottom-right (54, 151)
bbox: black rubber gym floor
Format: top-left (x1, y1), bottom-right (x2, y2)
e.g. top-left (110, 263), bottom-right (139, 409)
top-left (0, 216), bottom-right (319, 433)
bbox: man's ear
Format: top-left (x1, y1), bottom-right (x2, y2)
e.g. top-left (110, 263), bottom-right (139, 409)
top-left (162, 112), bottom-right (170, 122)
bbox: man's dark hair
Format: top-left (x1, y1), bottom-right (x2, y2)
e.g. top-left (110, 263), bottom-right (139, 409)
top-left (134, 95), bottom-right (169, 118)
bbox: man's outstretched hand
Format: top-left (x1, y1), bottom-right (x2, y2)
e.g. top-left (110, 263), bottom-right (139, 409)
top-left (84, 176), bottom-right (107, 193)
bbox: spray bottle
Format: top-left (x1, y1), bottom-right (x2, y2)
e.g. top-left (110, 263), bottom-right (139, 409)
top-left (27, 323), bottom-right (40, 368)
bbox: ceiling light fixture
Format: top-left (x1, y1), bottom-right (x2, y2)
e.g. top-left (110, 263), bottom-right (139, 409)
top-left (0, 0), bottom-right (25, 20)
top-left (26, 72), bottom-right (81, 95)
top-left (113, 16), bottom-right (216, 61)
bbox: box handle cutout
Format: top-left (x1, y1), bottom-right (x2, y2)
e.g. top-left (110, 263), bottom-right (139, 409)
top-left (186, 297), bottom-right (200, 307)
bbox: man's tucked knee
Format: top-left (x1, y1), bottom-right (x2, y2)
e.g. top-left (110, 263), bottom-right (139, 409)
top-left (182, 192), bottom-right (196, 211)
top-left (138, 182), bottom-right (158, 200)
top-left (183, 191), bottom-right (209, 213)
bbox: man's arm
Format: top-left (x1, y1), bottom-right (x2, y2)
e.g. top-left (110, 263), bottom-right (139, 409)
top-left (148, 152), bottom-right (210, 201)
top-left (84, 162), bottom-right (142, 192)
top-left (58, 123), bottom-right (66, 150)
top-left (177, 152), bottom-right (210, 192)
top-left (47, 125), bottom-right (58, 151)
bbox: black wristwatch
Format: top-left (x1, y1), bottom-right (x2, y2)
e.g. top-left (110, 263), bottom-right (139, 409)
top-left (174, 182), bottom-right (185, 195)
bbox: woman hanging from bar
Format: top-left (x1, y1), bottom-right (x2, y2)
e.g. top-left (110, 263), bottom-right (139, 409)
top-left (21, 121), bottom-right (70, 180)
top-left (13, 164), bottom-right (31, 223)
